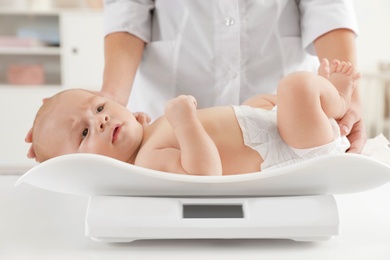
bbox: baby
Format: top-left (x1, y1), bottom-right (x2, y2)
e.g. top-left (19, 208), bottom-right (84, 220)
top-left (26, 59), bottom-right (360, 176)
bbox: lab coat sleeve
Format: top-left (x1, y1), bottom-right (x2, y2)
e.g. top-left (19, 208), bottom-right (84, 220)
top-left (104, 0), bottom-right (154, 43)
top-left (299, 0), bottom-right (359, 55)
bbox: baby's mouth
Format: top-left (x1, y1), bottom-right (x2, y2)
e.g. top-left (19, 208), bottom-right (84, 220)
top-left (112, 125), bottom-right (121, 143)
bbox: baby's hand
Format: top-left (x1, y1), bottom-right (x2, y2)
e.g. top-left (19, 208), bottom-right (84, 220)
top-left (133, 112), bottom-right (151, 127)
top-left (165, 95), bottom-right (198, 129)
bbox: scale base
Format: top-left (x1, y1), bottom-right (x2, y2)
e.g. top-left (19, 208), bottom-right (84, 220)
top-left (85, 195), bottom-right (339, 242)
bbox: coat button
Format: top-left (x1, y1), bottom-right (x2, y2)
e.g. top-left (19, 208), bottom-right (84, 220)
top-left (224, 17), bottom-right (235, 26)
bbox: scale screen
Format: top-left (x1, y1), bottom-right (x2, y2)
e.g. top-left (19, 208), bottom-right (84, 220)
top-left (182, 204), bottom-right (244, 219)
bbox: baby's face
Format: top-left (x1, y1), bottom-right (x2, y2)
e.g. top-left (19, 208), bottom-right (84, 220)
top-left (39, 90), bottom-right (143, 162)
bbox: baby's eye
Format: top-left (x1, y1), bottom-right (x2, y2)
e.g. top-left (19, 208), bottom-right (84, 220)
top-left (97, 105), bottom-right (104, 113)
top-left (82, 128), bottom-right (89, 139)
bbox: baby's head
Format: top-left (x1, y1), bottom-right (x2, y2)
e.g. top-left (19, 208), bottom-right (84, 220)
top-left (28, 89), bottom-right (144, 163)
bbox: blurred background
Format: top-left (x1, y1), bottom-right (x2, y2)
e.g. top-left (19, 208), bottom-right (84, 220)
top-left (0, 0), bottom-right (389, 174)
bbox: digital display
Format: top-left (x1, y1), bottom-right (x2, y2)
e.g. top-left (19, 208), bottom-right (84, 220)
top-left (182, 204), bottom-right (244, 219)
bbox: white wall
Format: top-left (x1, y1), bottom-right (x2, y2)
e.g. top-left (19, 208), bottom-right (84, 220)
top-left (354, 0), bottom-right (390, 72)
top-left (0, 88), bottom-right (59, 172)
top-left (353, 0), bottom-right (390, 139)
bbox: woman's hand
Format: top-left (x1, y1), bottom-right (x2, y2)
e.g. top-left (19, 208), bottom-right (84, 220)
top-left (338, 102), bottom-right (367, 153)
top-left (25, 127), bottom-right (38, 161)
top-left (93, 90), bottom-right (124, 105)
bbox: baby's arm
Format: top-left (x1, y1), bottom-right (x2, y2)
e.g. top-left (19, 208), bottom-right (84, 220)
top-left (163, 95), bottom-right (222, 176)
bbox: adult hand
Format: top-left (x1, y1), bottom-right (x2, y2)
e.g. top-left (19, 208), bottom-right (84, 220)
top-left (94, 90), bottom-right (123, 105)
top-left (338, 102), bottom-right (367, 153)
top-left (25, 96), bottom-right (49, 161)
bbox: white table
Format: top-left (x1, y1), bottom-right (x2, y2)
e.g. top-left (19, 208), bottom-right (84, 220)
top-left (1, 175), bottom-right (390, 260)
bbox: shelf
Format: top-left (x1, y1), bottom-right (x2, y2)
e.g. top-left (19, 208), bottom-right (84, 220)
top-left (0, 8), bottom-right (102, 16)
top-left (362, 72), bottom-right (390, 80)
top-left (0, 46), bottom-right (61, 55)
top-left (0, 11), bottom-right (104, 169)
top-left (0, 9), bottom-right (61, 16)
top-left (0, 84), bottom-right (62, 91)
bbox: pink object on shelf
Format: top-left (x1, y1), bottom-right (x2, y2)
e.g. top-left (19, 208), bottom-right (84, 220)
top-left (7, 64), bottom-right (45, 85)
top-left (0, 36), bottom-right (43, 47)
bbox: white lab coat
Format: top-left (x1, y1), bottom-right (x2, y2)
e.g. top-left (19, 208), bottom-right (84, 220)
top-left (104, 0), bottom-right (358, 120)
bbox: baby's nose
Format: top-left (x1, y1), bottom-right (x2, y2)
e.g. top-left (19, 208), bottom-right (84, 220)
top-left (99, 115), bottom-right (110, 131)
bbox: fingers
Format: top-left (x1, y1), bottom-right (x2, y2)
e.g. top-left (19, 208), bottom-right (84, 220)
top-left (338, 107), bottom-right (358, 136)
top-left (188, 95), bottom-right (197, 107)
top-left (25, 127), bottom-right (33, 143)
top-left (338, 108), bottom-right (367, 154)
top-left (27, 144), bottom-right (36, 159)
top-left (170, 95), bottom-right (198, 108)
top-left (165, 95), bottom-right (199, 129)
top-left (133, 112), bottom-right (151, 127)
top-left (346, 120), bottom-right (367, 154)
top-left (94, 90), bottom-right (127, 106)
top-left (25, 127), bottom-right (38, 160)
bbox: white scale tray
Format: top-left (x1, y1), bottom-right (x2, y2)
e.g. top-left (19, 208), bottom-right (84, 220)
top-left (15, 136), bottom-right (390, 242)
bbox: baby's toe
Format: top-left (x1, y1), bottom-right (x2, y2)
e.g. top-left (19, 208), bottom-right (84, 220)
top-left (342, 62), bottom-right (352, 74)
top-left (345, 63), bottom-right (355, 76)
top-left (352, 71), bottom-right (362, 82)
top-left (330, 59), bottom-right (340, 74)
top-left (337, 61), bottom-right (346, 72)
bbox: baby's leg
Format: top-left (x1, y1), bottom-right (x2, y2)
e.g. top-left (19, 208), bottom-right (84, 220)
top-left (277, 60), bottom-right (360, 149)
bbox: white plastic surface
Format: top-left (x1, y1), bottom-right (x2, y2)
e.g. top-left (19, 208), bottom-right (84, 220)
top-left (3, 174), bottom-right (390, 259)
top-left (15, 152), bottom-right (390, 197)
top-left (85, 195), bottom-right (339, 242)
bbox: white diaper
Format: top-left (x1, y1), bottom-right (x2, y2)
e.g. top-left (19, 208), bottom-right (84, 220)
top-left (232, 105), bottom-right (350, 171)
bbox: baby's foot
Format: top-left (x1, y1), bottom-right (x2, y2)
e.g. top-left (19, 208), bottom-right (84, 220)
top-left (328, 59), bottom-right (361, 117)
top-left (318, 58), bottom-right (330, 79)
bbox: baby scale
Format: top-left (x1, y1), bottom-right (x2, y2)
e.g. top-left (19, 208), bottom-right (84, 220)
top-left (15, 136), bottom-right (390, 242)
